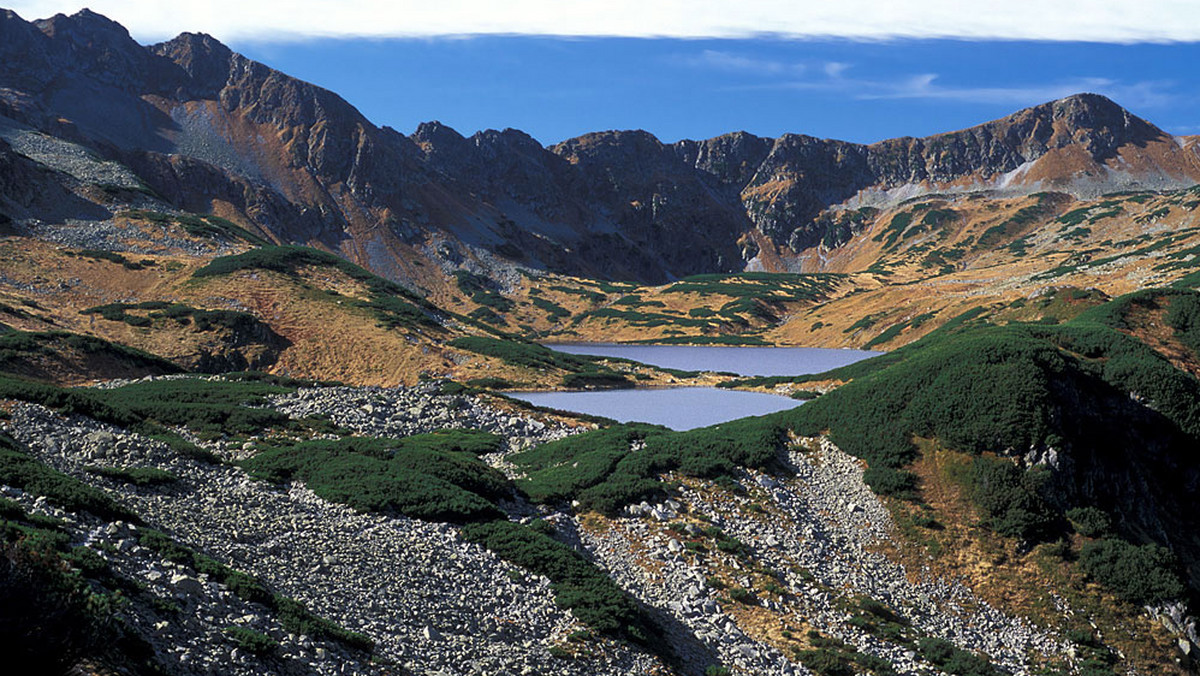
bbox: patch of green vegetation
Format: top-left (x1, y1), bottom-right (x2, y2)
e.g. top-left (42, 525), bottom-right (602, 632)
top-left (0, 510), bottom-right (139, 672)
top-left (512, 418), bottom-right (784, 515)
top-left (464, 377), bottom-right (515, 390)
top-left (460, 519), bottom-right (655, 645)
top-left (450, 336), bottom-right (599, 372)
top-left (548, 285), bottom-right (606, 304)
top-left (1066, 507), bottom-right (1112, 538)
top-left (812, 208), bottom-right (879, 249)
top-left (577, 307), bottom-right (715, 329)
top-left (455, 270), bottom-right (515, 312)
top-left (864, 312), bottom-right (937, 349)
top-left (241, 431), bottom-right (509, 523)
top-left (1079, 538), bottom-right (1185, 606)
top-left (0, 330), bottom-right (182, 377)
top-left (0, 372), bottom-right (332, 461)
top-left (788, 294), bottom-right (1200, 476)
top-left (124, 210), bottom-right (269, 246)
top-left (532, 297), bottom-right (571, 322)
top-left (68, 249), bottom-right (154, 271)
top-left (82, 302), bottom-right (266, 335)
top-left (85, 466), bottom-right (177, 487)
top-left (1058, 226), bottom-right (1092, 242)
top-left (561, 372), bottom-right (633, 389)
top-left (665, 273), bottom-right (840, 303)
top-left (844, 312), bottom-right (886, 334)
top-left (873, 212), bottom-right (915, 249)
top-left (916, 637), bottom-right (997, 676)
top-left (975, 194), bottom-right (1062, 251)
top-left (468, 305), bottom-right (506, 326)
top-left (0, 432), bottom-right (138, 522)
top-left (99, 377), bottom-right (293, 437)
top-left (1165, 292), bottom-right (1200, 358)
top-left (223, 627), bottom-right (277, 656)
top-left (962, 456), bottom-right (1053, 540)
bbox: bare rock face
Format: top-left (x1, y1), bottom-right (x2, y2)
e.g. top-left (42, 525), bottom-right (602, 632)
top-left (1, 9), bottom-right (1198, 284)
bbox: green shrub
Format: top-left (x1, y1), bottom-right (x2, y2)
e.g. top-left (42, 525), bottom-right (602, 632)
top-left (514, 419), bottom-right (784, 515)
top-left (964, 457), bottom-right (1053, 541)
top-left (561, 372), bottom-right (633, 389)
top-left (242, 433), bottom-right (509, 523)
top-left (455, 270), bottom-right (515, 312)
top-left (71, 249), bottom-right (147, 270)
top-left (224, 627), bottom-right (277, 656)
top-left (532, 297), bottom-right (571, 322)
top-left (460, 520), bottom-right (653, 644)
top-left (449, 336), bottom-right (597, 372)
top-left (193, 246), bottom-right (436, 331)
top-left (917, 638), bottom-right (996, 676)
top-left (0, 537), bottom-right (118, 671)
top-left (1079, 538), bottom-right (1184, 605)
top-left (862, 466), bottom-right (917, 499)
top-left (0, 434), bottom-right (137, 523)
top-left (798, 648), bottom-right (855, 676)
top-left (0, 330), bottom-right (181, 377)
top-left (727, 587), bottom-right (755, 604)
top-left (85, 466), bottom-right (177, 487)
top-left (1066, 507), bottom-right (1112, 538)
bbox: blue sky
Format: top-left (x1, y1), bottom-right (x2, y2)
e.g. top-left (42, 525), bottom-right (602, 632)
top-left (232, 37), bottom-right (1200, 146)
top-left (10, 1), bottom-right (1200, 145)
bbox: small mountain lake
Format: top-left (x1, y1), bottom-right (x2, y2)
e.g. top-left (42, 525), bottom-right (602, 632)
top-left (508, 344), bottom-right (881, 430)
top-left (544, 343), bottom-right (881, 377)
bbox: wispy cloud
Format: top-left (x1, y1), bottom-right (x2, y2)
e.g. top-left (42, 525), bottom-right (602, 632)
top-left (8, 0), bottom-right (1200, 43)
top-left (685, 50), bottom-right (806, 75)
top-left (711, 61), bottom-right (1180, 111)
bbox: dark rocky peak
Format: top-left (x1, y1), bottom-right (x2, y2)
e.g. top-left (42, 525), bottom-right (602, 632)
top-left (674, 131), bottom-right (774, 187)
top-left (32, 8), bottom-right (154, 89)
top-left (553, 129), bottom-right (668, 163)
top-left (552, 130), bottom-right (696, 190)
top-left (1043, 92), bottom-right (1165, 156)
top-left (151, 32), bottom-right (235, 98)
top-left (35, 7), bottom-right (130, 40)
top-left (471, 128), bottom-right (545, 156)
top-left (0, 9), bottom-right (55, 88)
top-left (412, 120), bottom-right (468, 155)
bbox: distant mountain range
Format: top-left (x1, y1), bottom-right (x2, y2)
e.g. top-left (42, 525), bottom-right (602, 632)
top-left (2, 7), bottom-right (1199, 284)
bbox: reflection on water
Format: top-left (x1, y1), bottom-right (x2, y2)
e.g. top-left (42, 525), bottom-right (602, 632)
top-left (508, 387), bottom-right (806, 431)
top-left (546, 343), bottom-right (880, 377)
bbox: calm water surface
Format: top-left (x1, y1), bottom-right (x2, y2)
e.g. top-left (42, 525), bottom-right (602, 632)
top-left (510, 344), bottom-right (880, 430)
top-left (546, 343), bottom-right (880, 377)
top-left (510, 387), bottom-right (810, 431)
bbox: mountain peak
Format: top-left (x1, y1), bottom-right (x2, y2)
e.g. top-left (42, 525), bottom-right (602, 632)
top-left (152, 31), bottom-right (235, 96)
top-left (35, 7), bottom-right (134, 41)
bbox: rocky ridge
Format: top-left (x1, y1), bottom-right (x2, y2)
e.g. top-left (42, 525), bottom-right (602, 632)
top-left (2, 8), bottom-right (1198, 284)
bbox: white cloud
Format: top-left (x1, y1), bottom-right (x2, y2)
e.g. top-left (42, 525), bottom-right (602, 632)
top-left (717, 61), bottom-right (1180, 111)
top-left (686, 50), bottom-right (804, 75)
top-left (7, 0), bottom-right (1200, 43)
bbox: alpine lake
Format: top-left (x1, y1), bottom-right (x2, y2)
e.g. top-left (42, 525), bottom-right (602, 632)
top-left (508, 344), bottom-right (880, 430)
